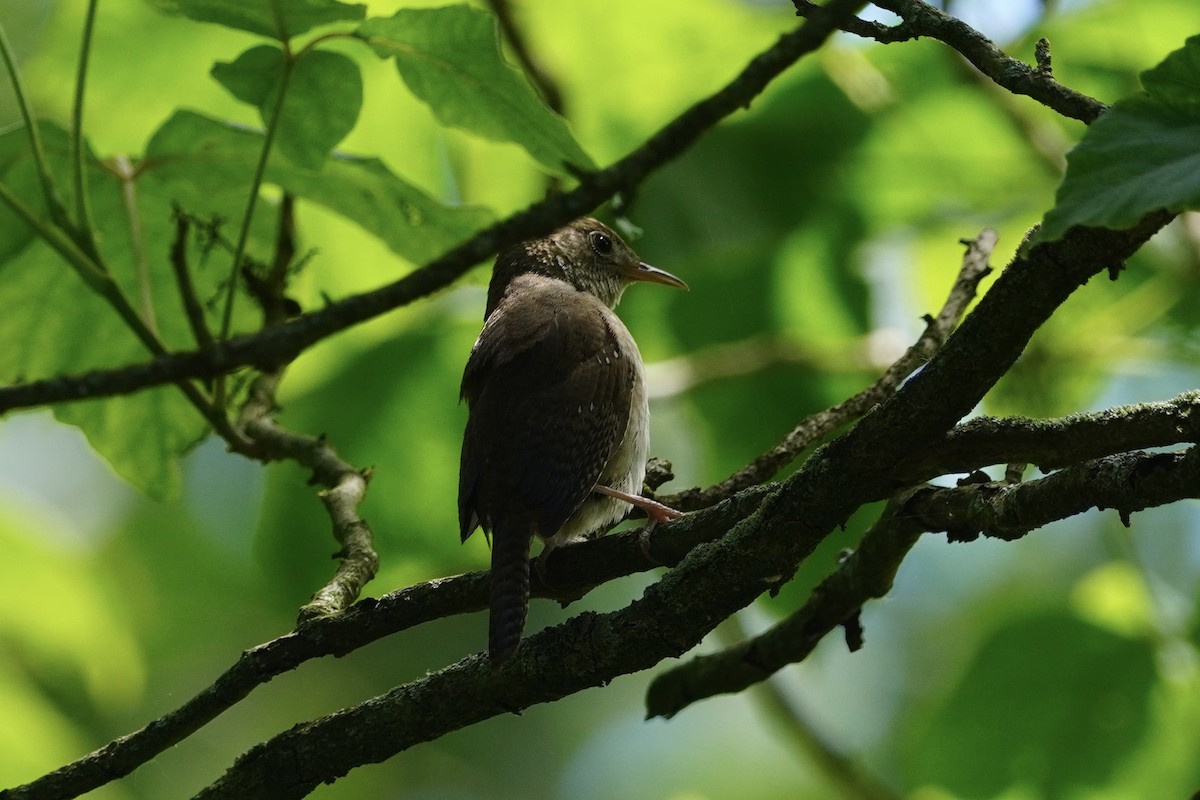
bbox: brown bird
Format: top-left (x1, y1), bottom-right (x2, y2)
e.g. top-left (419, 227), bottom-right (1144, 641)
top-left (458, 218), bottom-right (687, 665)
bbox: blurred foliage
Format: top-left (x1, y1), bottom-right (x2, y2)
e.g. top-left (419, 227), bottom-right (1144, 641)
top-left (0, 0), bottom-right (1199, 799)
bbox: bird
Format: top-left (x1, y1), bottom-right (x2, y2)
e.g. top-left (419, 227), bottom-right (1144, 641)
top-left (458, 217), bottom-right (687, 665)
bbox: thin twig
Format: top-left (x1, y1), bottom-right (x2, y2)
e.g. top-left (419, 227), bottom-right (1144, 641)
top-left (244, 193), bottom-right (299, 327)
top-left (237, 371), bottom-right (380, 621)
top-left (794, 0), bottom-right (1106, 123)
top-left (169, 210), bottom-right (217, 351)
top-left (220, 47), bottom-right (293, 342)
top-left (659, 228), bottom-right (997, 511)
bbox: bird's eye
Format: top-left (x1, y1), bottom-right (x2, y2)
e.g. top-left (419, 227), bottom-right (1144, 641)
top-left (589, 231), bottom-right (613, 256)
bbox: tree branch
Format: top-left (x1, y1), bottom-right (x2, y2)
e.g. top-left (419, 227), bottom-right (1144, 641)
top-left (0, 0), bottom-right (870, 417)
top-left (646, 491), bottom-right (925, 720)
top-left (644, 442), bottom-right (1200, 718)
top-left (794, 0), bottom-right (1106, 123)
top-left (169, 210), bottom-right (217, 352)
top-left (906, 446), bottom-right (1200, 542)
top-left (236, 371), bottom-right (380, 622)
top-left (0, 485), bottom-right (767, 800)
top-left (906, 390), bottom-right (1200, 480)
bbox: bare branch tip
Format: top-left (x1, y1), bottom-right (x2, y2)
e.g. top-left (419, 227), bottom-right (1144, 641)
top-left (1035, 37), bottom-right (1053, 75)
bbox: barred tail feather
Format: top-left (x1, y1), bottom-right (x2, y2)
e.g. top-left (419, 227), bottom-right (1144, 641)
top-left (489, 524), bottom-right (533, 665)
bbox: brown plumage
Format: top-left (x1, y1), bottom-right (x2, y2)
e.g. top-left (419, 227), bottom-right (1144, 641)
top-left (458, 218), bottom-right (686, 665)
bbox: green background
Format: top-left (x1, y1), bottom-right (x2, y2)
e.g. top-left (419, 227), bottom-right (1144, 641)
top-left (2, 1), bottom-right (1200, 798)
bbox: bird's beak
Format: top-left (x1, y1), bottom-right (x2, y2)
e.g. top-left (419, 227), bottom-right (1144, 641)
top-left (622, 261), bottom-right (689, 290)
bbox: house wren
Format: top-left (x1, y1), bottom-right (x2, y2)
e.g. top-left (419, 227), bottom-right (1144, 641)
top-left (458, 218), bottom-right (686, 664)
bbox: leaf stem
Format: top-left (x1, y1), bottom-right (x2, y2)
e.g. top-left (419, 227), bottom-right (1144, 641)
top-left (0, 180), bottom-right (110, 292)
top-left (70, 0), bottom-right (101, 256)
top-left (113, 154), bottom-right (158, 335)
top-left (1, 180), bottom-right (162, 356)
top-left (0, 18), bottom-right (69, 229)
top-left (219, 47), bottom-right (294, 341)
top-left (295, 31), bottom-right (354, 58)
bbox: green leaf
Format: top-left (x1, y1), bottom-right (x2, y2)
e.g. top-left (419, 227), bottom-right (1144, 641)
top-left (0, 122), bottom-right (46, 263)
top-left (143, 110), bottom-right (493, 263)
top-left (153, 0), bottom-right (365, 41)
top-left (904, 612), bottom-right (1156, 798)
top-left (0, 124), bottom-right (209, 497)
top-left (211, 44), bottom-right (283, 107)
top-left (280, 50), bottom-right (362, 168)
top-left (357, 5), bottom-right (594, 176)
top-left (1141, 33), bottom-right (1200, 113)
top-left (212, 46), bottom-right (363, 169)
top-left (1038, 35), bottom-right (1200, 243)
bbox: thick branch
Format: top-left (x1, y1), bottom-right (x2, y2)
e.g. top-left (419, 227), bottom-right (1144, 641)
top-left (0, 0), bottom-right (870, 417)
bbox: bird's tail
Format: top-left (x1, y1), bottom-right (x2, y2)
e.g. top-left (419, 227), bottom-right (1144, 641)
top-left (489, 523), bottom-right (533, 666)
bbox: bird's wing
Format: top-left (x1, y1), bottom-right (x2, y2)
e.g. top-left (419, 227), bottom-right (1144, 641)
top-left (458, 276), bottom-right (635, 542)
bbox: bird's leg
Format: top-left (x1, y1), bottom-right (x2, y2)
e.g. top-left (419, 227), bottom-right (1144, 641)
top-left (594, 484), bottom-right (683, 564)
top-left (593, 484), bottom-right (684, 522)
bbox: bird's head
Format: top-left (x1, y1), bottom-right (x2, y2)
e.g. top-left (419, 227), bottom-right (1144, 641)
top-left (487, 218), bottom-right (686, 316)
